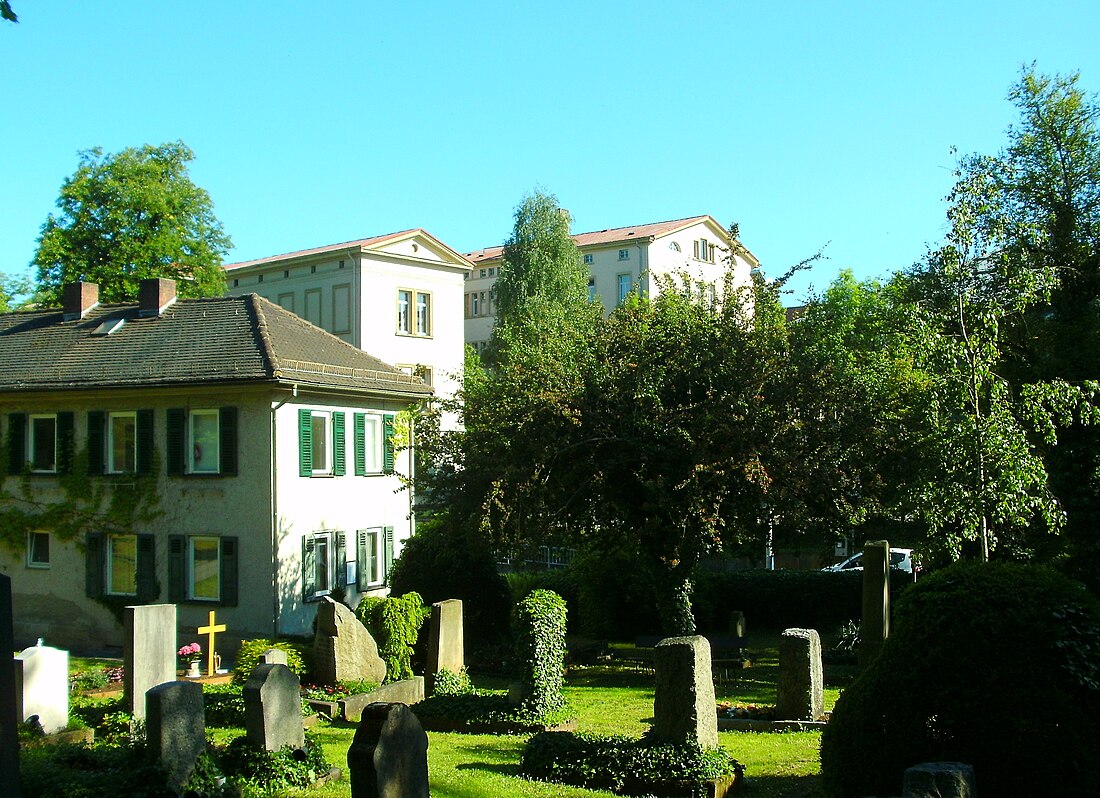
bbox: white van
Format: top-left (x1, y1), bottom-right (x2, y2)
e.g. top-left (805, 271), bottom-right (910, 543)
top-left (822, 548), bottom-right (917, 575)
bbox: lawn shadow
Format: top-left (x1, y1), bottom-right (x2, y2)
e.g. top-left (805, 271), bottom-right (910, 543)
top-left (740, 773), bottom-right (826, 797)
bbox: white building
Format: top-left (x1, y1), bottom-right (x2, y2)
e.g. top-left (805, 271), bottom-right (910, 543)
top-left (462, 215), bottom-right (760, 350)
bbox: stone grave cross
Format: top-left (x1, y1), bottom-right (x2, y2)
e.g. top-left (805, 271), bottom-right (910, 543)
top-left (197, 609), bottom-right (227, 676)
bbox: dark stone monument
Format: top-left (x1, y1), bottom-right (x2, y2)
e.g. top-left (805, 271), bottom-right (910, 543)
top-left (347, 702), bottom-right (430, 798)
top-left (244, 663), bottom-right (305, 751)
top-left (903, 762), bottom-right (976, 798)
top-left (1, 574), bottom-right (21, 798)
top-left (775, 628), bottom-right (824, 721)
top-left (652, 635), bottom-right (719, 748)
top-left (425, 599), bottom-right (464, 695)
top-left (859, 539), bottom-right (890, 667)
top-left (146, 680), bottom-right (206, 792)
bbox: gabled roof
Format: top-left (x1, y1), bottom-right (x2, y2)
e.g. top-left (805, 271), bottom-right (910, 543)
top-left (224, 228), bottom-right (473, 272)
top-left (0, 295), bottom-right (432, 397)
top-left (464, 215), bottom-right (724, 264)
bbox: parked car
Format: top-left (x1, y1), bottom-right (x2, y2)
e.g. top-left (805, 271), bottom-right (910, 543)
top-left (822, 547), bottom-right (919, 575)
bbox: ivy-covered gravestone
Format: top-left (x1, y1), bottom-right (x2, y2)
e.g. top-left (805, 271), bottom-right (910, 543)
top-left (509, 589), bottom-right (567, 716)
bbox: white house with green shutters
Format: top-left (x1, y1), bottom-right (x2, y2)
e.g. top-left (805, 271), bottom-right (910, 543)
top-left (0, 278), bottom-right (431, 653)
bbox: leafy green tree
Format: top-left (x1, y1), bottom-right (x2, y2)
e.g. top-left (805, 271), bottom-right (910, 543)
top-left (1, 2), bottom-right (16, 24)
top-left (0, 272), bottom-right (31, 312)
top-left (32, 141), bottom-right (231, 304)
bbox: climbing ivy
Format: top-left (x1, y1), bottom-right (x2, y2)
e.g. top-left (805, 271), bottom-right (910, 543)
top-left (355, 592), bottom-right (430, 682)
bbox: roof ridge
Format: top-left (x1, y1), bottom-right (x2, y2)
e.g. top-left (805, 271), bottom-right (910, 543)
top-left (248, 295), bottom-right (280, 376)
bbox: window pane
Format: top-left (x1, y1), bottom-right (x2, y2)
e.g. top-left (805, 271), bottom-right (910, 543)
top-left (364, 416), bottom-right (381, 473)
top-left (416, 292), bottom-right (430, 335)
top-left (316, 537), bottom-right (329, 591)
top-left (367, 530), bottom-right (380, 584)
top-left (28, 532), bottom-right (50, 566)
top-left (109, 414), bottom-right (136, 473)
top-left (311, 413), bottom-right (328, 472)
top-left (30, 416), bottom-right (56, 471)
top-left (191, 538), bottom-right (220, 600)
top-left (397, 290), bottom-right (411, 333)
top-left (108, 535), bottom-right (137, 595)
top-left (190, 412), bottom-right (220, 473)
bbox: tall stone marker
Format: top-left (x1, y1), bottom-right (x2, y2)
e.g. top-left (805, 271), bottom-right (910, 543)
top-left (261, 648), bottom-right (289, 666)
top-left (15, 643), bottom-right (70, 733)
top-left (348, 702), bottom-right (430, 798)
top-left (124, 603), bottom-right (177, 720)
top-left (776, 628), bottom-right (824, 721)
top-left (313, 596), bottom-right (387, 685)
top-left (244, 662), bottom-right (305, 751)
top-left (0, 574), bottom-right (21, 798)
top-left (147, 680), bottom-right (206, 792)
top-left (652, 635), bottom-right (719, 748)
top-left (858, 539), bottom-right (890, 667)
top-left (425, 599), bottom-right (464, 695)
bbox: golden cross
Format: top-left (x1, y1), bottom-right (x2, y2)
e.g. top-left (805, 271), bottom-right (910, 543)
top-left (197, 610), bottom-right (227, 677)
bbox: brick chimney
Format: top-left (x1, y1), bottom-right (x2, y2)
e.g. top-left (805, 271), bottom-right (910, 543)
top-left (138, 278), bottom-right (178, 317)
top-left (62, 282), bottom-right (99, 320)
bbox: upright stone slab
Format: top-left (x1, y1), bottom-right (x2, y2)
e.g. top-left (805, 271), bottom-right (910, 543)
top-left (261, 648), bottom-right (289, 666)
top-left (146, 681), bottom-right (205, 792)
top-left (652, 635), bottom-right (719, 748)
top-left (775, 628), bottom-right (824, 721)
top-left (313, 596), bottom-right (387, 685)
top-left (244, 663), bottom-right (305, 751)
top-left (124, 603), bottom-right (177, 720)
top-left (903, 762), bottom-right (976, 798)
top-left (858, 540), bottom-right (890, 667)
top-left (0, 574), bottom-right (21, 798)
top-left (14, 643), bottom-right (69, 733)
top-left (730, 610), bottom-right (746, 639)
top-left (425, 599), bottom-right (464, 695)
top-left (347, 702), bottom-right (430, 798)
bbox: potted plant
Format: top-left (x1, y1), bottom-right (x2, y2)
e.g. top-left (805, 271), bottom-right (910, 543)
top-left (179, 642), bottom-right (202, 677)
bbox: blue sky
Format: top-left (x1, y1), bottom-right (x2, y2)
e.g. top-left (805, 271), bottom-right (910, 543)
top-left (3, 1), bottom-right (1099, 304)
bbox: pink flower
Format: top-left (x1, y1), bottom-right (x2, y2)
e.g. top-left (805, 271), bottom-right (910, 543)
top-left (178, 642), bottom-right (202, 658)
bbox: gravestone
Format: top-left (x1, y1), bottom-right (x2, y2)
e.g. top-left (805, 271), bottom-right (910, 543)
top-left (652, 635), bottom-right (719, 748)
top-left (730, 610), bottom-right (746, 639)
top-left (347, 702), bottom-right (430, 798)
top-left (261, 648), bottom-right (289, 666)
top-left (244, 662), bottom-right (305, 751)
top-left (425, 599), bottom-right (464, 695)
top-left (124, 603), bottom-right (177, 720)
top-left (146, 680), bottom-right (205, 792)
top-left (14, 642), bottom-right (69, 733)
top-left (313, 596), bottom-right (386, 684)
top-left (775, 628), bottom-right (824, 721)
top-left (0, 574), bottom-right (21, 798)
top-left (903, 762), bottom-right (976, 798)
top-left (858, 540), bottom-right (890, 667)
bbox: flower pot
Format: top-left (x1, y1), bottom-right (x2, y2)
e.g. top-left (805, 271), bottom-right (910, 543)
top-left (186, 659), bottom-right (202, 678)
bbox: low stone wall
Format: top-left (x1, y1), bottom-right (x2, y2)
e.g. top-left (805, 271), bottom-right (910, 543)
top-left (341, 678), bottom-right (425, 723)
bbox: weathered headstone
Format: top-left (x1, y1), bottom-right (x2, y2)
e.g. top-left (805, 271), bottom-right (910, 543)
top-left (0, 574), bottom-right (21, 798)
top-left (425, 599), bottom-right (464, 695)
top-left (313, 596), bottom-right (386, 684)
top-left (124, 603), bottom-right (177, 720)
top-left (775, 628), bottom-right (824, 721)
top-left (858, 539), bottom-right (890, 667)
top-left (903, 762), bottom-right (976, 798)
top-left (347, 702), bottom-right (430, 798)
top-left (146, 680), bottom-right (205, 792)
top-left (261, 648), bottom-right (289, 666)
top-left (14, 642), bottom-right (69, 733)
top-left (652, 635), bottom-right (719, 748)
top-left (730, 610), bottom-right (746, 639)
top-left (244, 662), bottom-right (305, 751)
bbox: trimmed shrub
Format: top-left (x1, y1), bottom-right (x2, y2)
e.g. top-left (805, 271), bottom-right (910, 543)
top-left (820, 561), bottom-right (1100, 797)
top-left (514, 589), bottom-right (568, 716)
top-left (354, 592), bottom-right (430, 682)
top-left (232, 639), bottom-right (307, 684)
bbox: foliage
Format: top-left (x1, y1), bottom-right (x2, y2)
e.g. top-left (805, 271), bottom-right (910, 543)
top-left (0, 271), bottom-right (31, 312)
top-left (19, 743), bottom-right (173, 798)
top-left (32, 141), bottom-right (231, 305)
top-left (514, 589), bottom-right (568, 716)
top-left (432, 666), bottom-right (474, 696)
top-left (821, 561), bottom-right (1100, 797)
top-left (201, 682), bottom-right (246, 728)
top-left (354, 591), bottom-right (430, 682)
top-left (217, 731), bottom-right (331, 792)
top-left (231, 638), bottom-right (307, 684)
top-left (411, 688), bottom-right (574, 731)
top-left (300, 679), bottom-right (379, 700)
top-left (521, 731), bottom-right (743, 796)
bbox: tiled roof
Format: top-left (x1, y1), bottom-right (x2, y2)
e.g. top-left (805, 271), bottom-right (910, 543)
top-left (0, 295), bottom-right (432, 397)
top-left (223, 230), bottom-right (418, 271)
top-left (464, 215), bottom-right (714, 264)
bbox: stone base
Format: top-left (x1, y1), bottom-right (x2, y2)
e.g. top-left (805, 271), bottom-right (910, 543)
top-left (718, 717), bottom-right (826, 733)
top-left (20, 727), bottom-right (96, 747)
top-left (418, 716), bottom-right (578, 735)
top-left (341, 678), bottom-right (424, 722)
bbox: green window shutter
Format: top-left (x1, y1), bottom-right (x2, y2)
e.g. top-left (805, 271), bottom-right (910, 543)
top-left (7, 412), bottom-right (26, 474)
top-left (219, 407), bottom-right (239, 476)
top-left (332, 412), bottom-right (346, 477)
top-left (166, 409), bottom-right (186, 476)
top-left (353, 413), bottom-right (366, 476)
top-left (56, 412), bottom-right (74, 475)
top-left (383, 526), bottom-right (394, 584)
top-left (356, 530), bottom-right (368, 592)
top-left (136, 409), bottom-right (154, 475)
top-left (220, 537), bottom-right (239, 606)
top-left (168, 534), bottom-right (186, 601)
top-left (87, 411), bottom-right (105, 475)
top-left (298, 409), bottom-right (312, 477)
top-left (85, 532), bottom-right (104, 599)
top-left (302, 535), bottom-right (317, 599)
top-left (334, 532), bottom-right (347, 587)
top-left (135, 533), bottom-right (157, 602)
top-left (382, 414), bottom-right (396, 474)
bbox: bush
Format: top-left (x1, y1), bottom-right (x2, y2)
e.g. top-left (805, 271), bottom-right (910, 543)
top-left (355, 591), bottom-right (430, 682)
top-left (820, 561), bottom-right (1100, 797)
top-left (19, 744), bottom-right (172, 798)
top-left (232, 639), bottom-right (307, 684)
top-left (218, 731), bottom-right (331, 792)
top-left (432, 666), bottom-right (474, 696)
top-left (514, 589), bottom-right (568, 716)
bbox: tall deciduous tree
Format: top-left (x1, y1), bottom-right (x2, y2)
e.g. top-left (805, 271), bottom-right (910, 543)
top-left (0, 272), bottom-right (31, 313)
top-left (33, 141), bottom-right (231, 304)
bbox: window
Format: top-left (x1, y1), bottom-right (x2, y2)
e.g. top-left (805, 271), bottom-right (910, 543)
top-left (168, 535), bottom-right (238, 605)
top-left (88, 410), bottom-right (152, 476)
top-left (469, 292), bottom-right (480, 317)
top-left (587, 277), bottom-right (597, 303)
top-left (332, 283), bottom-right (352, 334)
top-left (298, 409), bottom-right (346, 477)
top-left (6, 411), bottom-right (74, 475)
top-left (617, 273), bottom-right (634, 305)
top-left (303, 530), bottom-right (348, 600)
top-left (618, 249), bottom-right (629, 261)
top-left (305, 288), bottom-right (322, 328)
top-left (85, 532), bottom-right (155, 601)
top-left (416, 292), bottom-right (431, 336)
top-left (583, 254), bottom-right (594, 265)
top-left (356, 527), bottom-right (394, 590)
top-left (28, 415), bottom-right (57, 472)
top-left (107, 534), bottom-right (138, 596)
top-left (488, 267), bottom-right (496, 276)
top-left (395, 288), bottom-right (432, 336)
top-left (167, 408), bottom-right (237, 477)
top-left (479, 269), bottom-right (487, 278)
top-left (694, 238), bottom-right (715, 263)
top-left (397, 289), bottom-right (411, 333)
top-left (353, 413), bottom-right (383, 475)
top-left (27, 531), bottom-right (50, 568)
top-left (670, 241), bottom-right (681, 252)
top-left (108, 412), bottom-right (137, 474)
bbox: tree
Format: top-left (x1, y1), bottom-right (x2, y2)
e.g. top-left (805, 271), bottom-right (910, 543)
top-left (33, 141), bottom-right (231, 304)
top-left (1, 2), bottom-right (17, 24)
top-left (0, 272), bottom-right (31, 313)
